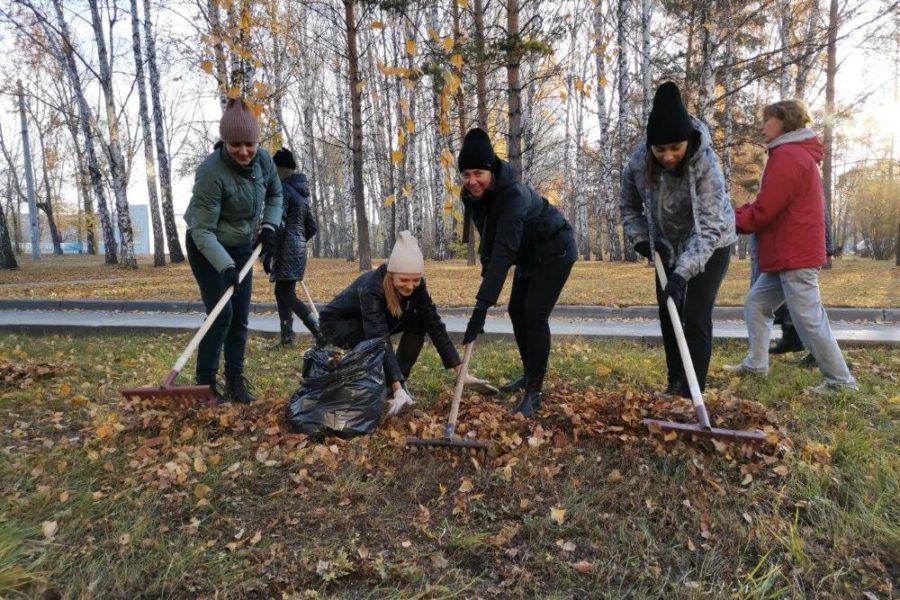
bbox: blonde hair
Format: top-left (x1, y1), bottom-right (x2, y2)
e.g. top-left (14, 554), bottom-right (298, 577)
top-left (383, 272), bottom-right (403, 318)
top-left (763, 99), bottom-right (812, 133)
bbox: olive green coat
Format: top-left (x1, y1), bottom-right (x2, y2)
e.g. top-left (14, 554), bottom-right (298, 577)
top-left (184, 146), bottom-right (283, 273)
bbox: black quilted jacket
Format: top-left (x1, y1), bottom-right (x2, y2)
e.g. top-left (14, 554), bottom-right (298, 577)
top-left (270, 173), bottom-right (317, 282)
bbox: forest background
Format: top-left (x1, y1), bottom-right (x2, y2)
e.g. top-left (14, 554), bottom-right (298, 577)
top-left (0, 0), bottom-right (897, 273)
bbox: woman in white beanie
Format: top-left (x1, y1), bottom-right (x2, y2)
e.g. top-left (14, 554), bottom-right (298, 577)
top-left (318, 231), bottom-right (492, 416)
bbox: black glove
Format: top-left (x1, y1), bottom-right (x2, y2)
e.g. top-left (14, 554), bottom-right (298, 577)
top-left (262, 252), bottom-right (274, 274)
top-left (255, 226), bottom-right (277, 256)
top-left (463, 304), bottom-right (488, 345)
top-left (664, 273), bottom-right (687, 310)
top-left (634, 240), bottom-right (651, 259)
top-left (654, 241), bottom-right (674, 267)
top-left (222, 266), bottom-right (241, 292)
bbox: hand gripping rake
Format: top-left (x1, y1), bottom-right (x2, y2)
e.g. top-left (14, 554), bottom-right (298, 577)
top-left (406, 341), bottom-right (490, 450)
top-left (641, 252), bottom-right (765, 443)
top-left (120, 244), bottom-right (263, 403)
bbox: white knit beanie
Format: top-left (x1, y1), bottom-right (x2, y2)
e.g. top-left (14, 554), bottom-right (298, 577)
top-left (387, 231), bottom-right (425, 274)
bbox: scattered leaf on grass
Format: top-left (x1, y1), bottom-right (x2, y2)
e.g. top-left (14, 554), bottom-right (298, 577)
top-left (573, 560), bottom-right (593, 573)
top-left (550, 506), bottom-right (566, 525)
top-left (458, 478), bottom-right (474, 493)
top-left (357, 544), bottom-right (369, 559)
top-left (42, 520), bottom-right (58, 539)
top-left (556, 539), bottom-right (576, 552)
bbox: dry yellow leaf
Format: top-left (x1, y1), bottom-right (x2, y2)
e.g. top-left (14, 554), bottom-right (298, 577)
top-left (573, 560), bottom-right (593, 573)
top-left (550, 506), bottom-right (566, 525)
top-left (194, 483), bottom-right (212, 500)
top-left (194, 456), bottom-right (207, 474)
top-left (458, 478), bottom-right (474, 493)
top-left (405, 39), bottom-right (417, 56)
top-left (200, 59), bottom-right (214, 74)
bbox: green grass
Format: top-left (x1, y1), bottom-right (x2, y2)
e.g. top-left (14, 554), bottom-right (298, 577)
top-left (0, 331), bottom-right (897, 598)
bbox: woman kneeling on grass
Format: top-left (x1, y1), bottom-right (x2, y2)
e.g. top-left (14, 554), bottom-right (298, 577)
top-left (620, 81), bottom-right (736, 399)
top-left (457, 127), bottom-right (576, 418)
top-left (725, 99), bottom-right (857, 394)
top-left (318, 231), bottom-right (494, 417)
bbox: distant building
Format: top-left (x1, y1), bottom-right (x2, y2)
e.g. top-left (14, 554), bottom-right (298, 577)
top-left (16, 204), bottom-right (152, 255)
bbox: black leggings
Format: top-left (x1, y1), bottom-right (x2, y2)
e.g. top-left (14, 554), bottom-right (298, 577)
top-left (655, 245), bottom-right (731, 393)
top-left (274, 280), bottom-right (318, 331)
top-left (507, 232), bottom-right (576, 389)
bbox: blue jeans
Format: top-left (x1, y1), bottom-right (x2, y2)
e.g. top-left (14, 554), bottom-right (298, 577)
top-left (740, 268), bottom-right (856, 388)
top-left (186, 232), bottom-right (253, 381)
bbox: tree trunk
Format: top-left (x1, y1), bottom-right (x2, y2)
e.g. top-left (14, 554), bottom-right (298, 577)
top-left (469, 0), bottom-right (489, 264)
top-left (722, 0), bottom-right (734, 200)
top-left (822, 0), bottom-right (837, 270)
top-left (696, 0), bottom-right (717, 123)
top-left (506, 0), bottom-right (523, 173)
top-left (0, 200), bottom-right (16, 268)
top-left (144, 0), bottom-right (184, 262)
top-left (617, 0), bottom-right (635, 260)
top-left (87, 0), bottom-right (137, 268)
top-left (17, 81), bottom-right (41, 260)
top-left (344, 0), bottom-right (370, 269)
top-left (130, 0), bottom-right (165, 266)
top-left (779, 0), bottom-right (792, 97)
top-left (641, 0), bottom-right (652, 123)
top-left (795, 0), bottom-right (822, 97)
top-left (593, 0), bottom-right (618, 262)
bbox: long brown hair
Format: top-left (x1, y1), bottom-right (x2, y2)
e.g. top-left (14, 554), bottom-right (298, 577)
top-left (383, 272), bottom-right (403, 318)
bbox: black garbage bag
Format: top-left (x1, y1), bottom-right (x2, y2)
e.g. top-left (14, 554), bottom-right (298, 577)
top-left (286, 337), bottom-right (387, 440)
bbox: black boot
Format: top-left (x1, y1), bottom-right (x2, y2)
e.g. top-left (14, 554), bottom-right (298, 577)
top-left (225, 373), bottom-right (256, 404)
top-left (655, 378), bottom-right (685, 399)
top-left (770, 324), bottom-right (803, 354)
top-left (512, 374), bottom-right (543, 418)
top-left (499, 374), bottom-right (527, 394)
top-left (798, 353), bottom-right (817, 368)
top-left (304, 316), bottom-right (326, 347)
top-left (195, 374), bottom-right (226, 403)
top-left (279, 320), bottom-right (295, 346)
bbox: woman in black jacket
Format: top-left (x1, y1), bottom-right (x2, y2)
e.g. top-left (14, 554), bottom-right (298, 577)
top-left (458, 128), bottom-right (576, 418)
top-left (318, 231), bottom-right (493, 417)
top-left (266, 149), bottom-right (322, 346)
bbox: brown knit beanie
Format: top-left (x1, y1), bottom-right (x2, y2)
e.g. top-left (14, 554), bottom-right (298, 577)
top-left (219, 98), bottom-right (261, 143)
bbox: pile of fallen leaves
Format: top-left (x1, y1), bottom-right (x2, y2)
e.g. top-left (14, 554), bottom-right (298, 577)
top-left (0, 359), bottom-right (70, 387)
top-left (94, 381), bottom-right (811, 515)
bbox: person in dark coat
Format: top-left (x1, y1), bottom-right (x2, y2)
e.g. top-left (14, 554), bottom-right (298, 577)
top-left (266, 148), bottom-right (323, 346)
top-left (458, 127), bottom-right (576, 418)
top-left (318, 231), bottom-right (493, 417)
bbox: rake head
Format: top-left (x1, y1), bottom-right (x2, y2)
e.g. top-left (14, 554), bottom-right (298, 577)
top-left (120, 383), bottom-right (217, 404)
top-left (405, 435), bottom-right (489, 450)
top-left (642, 418), bottom-right (767, 443)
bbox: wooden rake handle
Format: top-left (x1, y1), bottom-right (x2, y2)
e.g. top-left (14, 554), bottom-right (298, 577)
top-left (653, 251), bottom-right (711, 429)
top-left (166, 244), bottom-right (263, 383)
top-left (445, 342), bottom-right (475, 439)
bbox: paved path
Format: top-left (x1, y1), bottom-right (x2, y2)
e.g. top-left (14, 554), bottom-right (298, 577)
top-left (1, 308), bottom-right (897, 344)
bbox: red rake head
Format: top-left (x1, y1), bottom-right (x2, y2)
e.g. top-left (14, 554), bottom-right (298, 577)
top-left (406, 436), bottom-right (489, 450)
top-left (119, 384), bottom-right (217, 404)
top-left (641, 418), bottom-right (767, 443)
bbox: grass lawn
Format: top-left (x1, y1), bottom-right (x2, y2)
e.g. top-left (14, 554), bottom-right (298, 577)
top-left (0, 331), bottom-right (897, 598)
top-left (1, 254), bottom-right (897, 308)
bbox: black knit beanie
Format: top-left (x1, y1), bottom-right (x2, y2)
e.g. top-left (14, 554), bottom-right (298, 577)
top-left (646, 82), bottom-right (693, 146)
top-left (457, 127), bottom-right (496, 172)
top-left (273, 148), bottom-right (297, 170)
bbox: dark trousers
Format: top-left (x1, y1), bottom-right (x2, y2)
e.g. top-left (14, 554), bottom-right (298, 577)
top-left (319, 317), bottom-right (424, 381)
top-left (654, 245), bottom-right (731, 393)
top-left (507, 232), bottom-right (576, 388)
top-left (275, 280), bottom-right (318, 331)
top-left (186, 232), bottom-right (253, 380)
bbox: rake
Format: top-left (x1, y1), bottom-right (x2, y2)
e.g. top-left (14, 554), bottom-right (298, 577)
top-left (120, 244), bottom-right (263, 403)
top-left (641, 251), bottom-right (766, 443)
top-left (406, 341), bottom-right (490, 450)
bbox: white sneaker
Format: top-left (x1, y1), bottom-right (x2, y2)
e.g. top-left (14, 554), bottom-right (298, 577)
top-left (723, 363), bottom-right (768, 376)
top-left (805, 382), bottom-right (858, 395)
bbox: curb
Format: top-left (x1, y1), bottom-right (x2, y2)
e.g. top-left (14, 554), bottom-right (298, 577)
top-left (0, 299), bottom-right (896, 323)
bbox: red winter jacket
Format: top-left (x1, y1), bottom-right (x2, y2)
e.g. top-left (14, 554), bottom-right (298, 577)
top-left (735, 133), bottom-right (826, 272)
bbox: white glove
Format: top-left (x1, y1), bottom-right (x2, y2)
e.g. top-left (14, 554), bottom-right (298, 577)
top-left (464, 373), bottom-right (488, 386)
top-left (386, 385), bottom-right (415, 417)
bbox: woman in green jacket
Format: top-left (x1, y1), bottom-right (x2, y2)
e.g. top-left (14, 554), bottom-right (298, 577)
top-left (183, 98), bottom-right (283, 402)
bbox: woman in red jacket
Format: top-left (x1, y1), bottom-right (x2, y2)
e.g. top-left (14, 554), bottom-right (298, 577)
top-left (726, 100), bottom-right (856, 394)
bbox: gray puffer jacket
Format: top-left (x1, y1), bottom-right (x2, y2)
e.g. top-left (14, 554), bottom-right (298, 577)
top-left (620, 117), bottom-right (736, 280)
